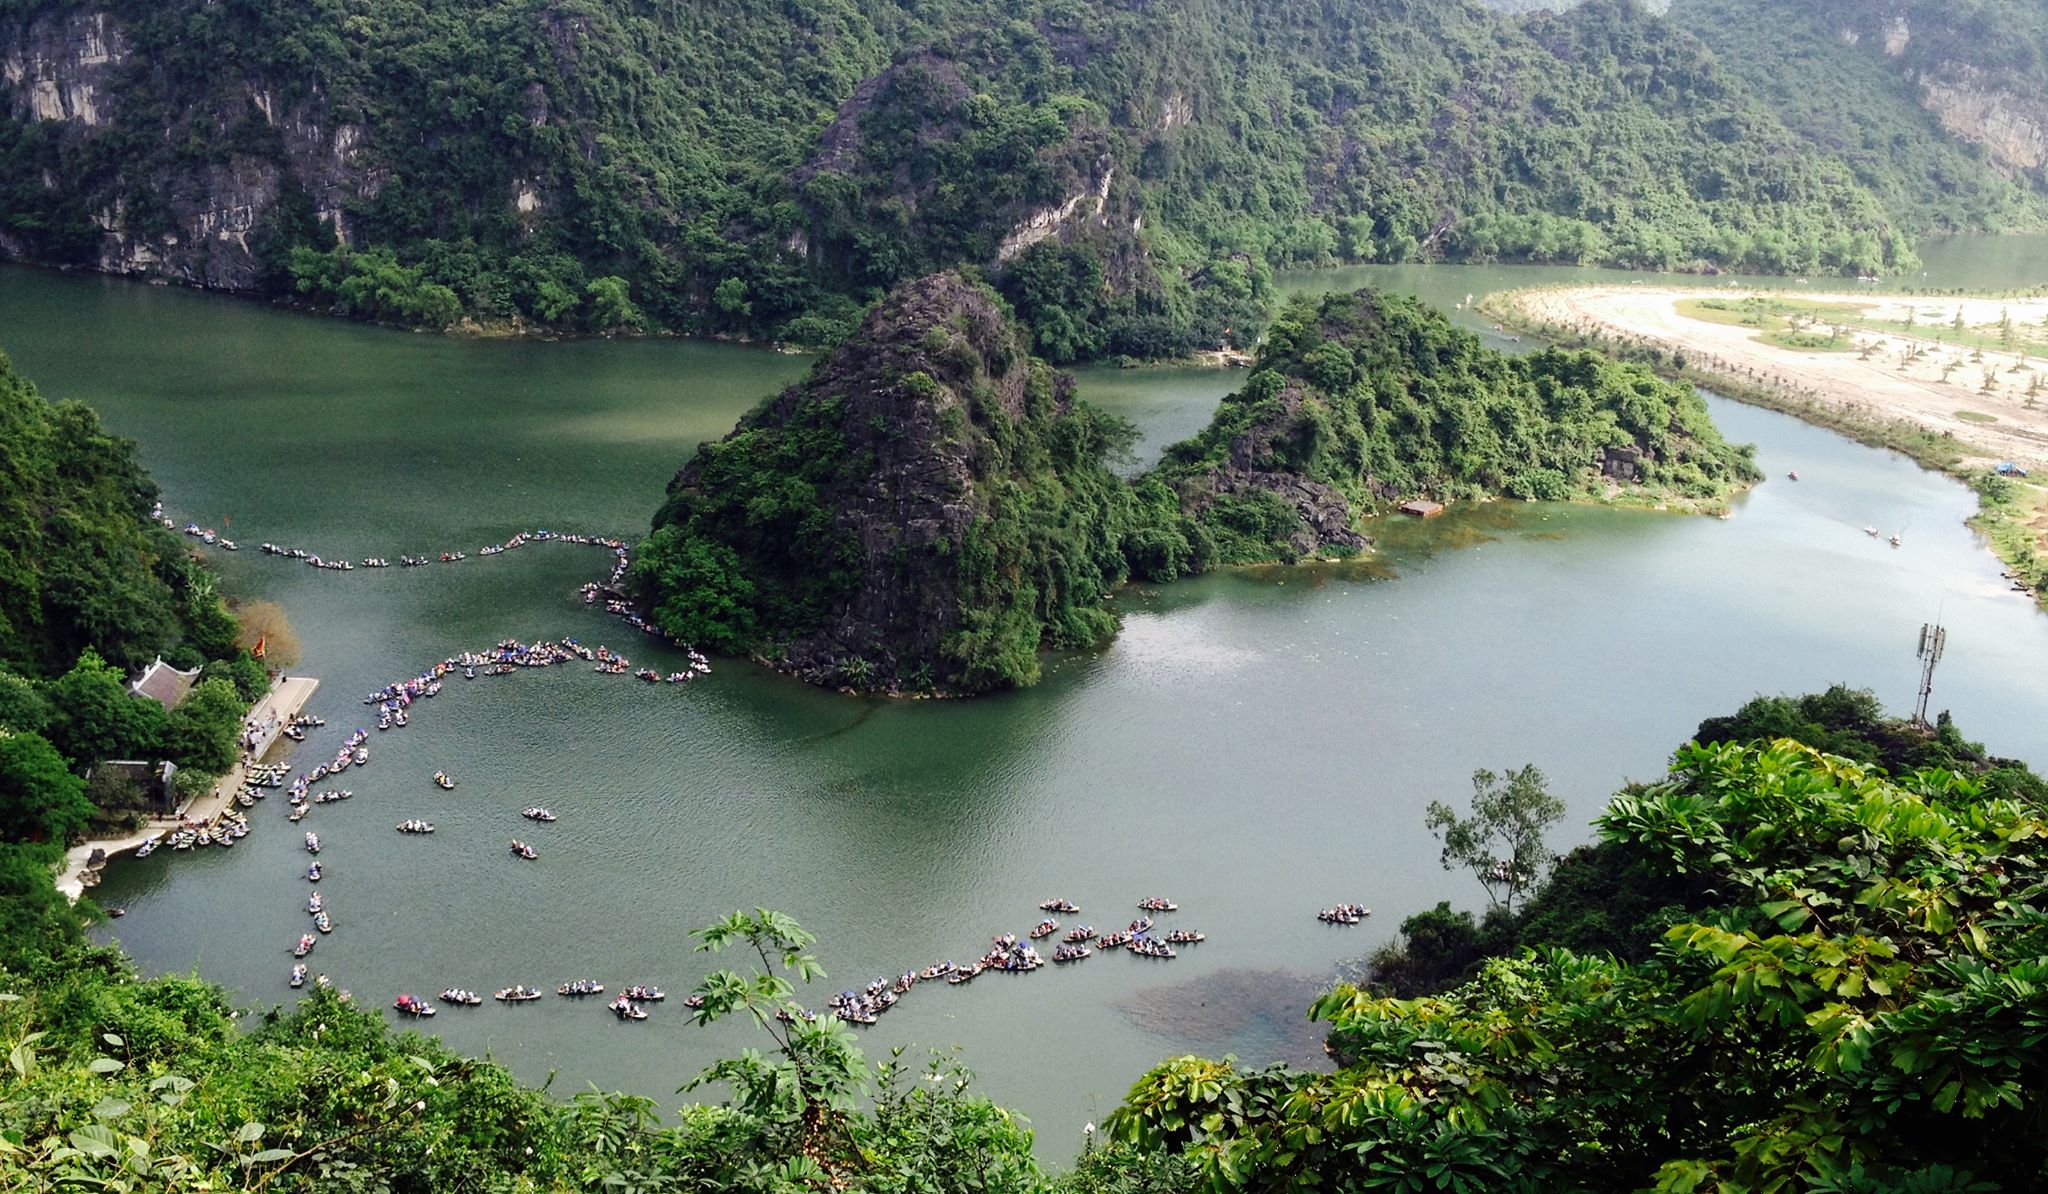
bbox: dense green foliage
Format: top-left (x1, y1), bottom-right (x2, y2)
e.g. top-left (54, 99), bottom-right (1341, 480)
top-left (0, 351), bottom-right (257, 856)
top-left (0, 353), bottom-right (236, 677)
top-left (1111, 735), bottom-right (2048, 1189)
top-left (6, 0), bottom-right (2043, 356)
top-left (1369, 686), bottom-right (2046, 997)
top-left (1151, 289), bottom-right (1760, 563)
top-left (636, 272), bottom-right (1198, 693)
top-left (0, 899), bottom-right (1054, 1192)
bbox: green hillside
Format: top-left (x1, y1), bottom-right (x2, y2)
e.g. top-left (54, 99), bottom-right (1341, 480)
top-left (4, 0), bottom-right (2041, 357)
top-left (1671, 0), bottom-right (2048, 236)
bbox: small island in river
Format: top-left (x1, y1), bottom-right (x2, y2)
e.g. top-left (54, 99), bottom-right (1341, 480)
top-left (632, 273), bottom-right (1759, 695)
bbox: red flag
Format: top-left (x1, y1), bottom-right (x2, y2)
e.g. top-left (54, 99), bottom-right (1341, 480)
top-left (252, 636), bottom-right (266, 659)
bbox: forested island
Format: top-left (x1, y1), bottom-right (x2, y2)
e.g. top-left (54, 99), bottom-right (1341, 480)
top-left (2, 0), bottom-right (2044, 358)
top-left (633, 273), bottom-right (1756, 694)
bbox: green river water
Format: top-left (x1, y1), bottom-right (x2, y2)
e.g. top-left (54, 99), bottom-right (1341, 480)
top-left (5, 239), bottom-right (2046, 1156)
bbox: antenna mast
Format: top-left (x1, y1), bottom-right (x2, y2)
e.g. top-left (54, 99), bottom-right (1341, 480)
top-left (1913, 621), bottom-right (1947, 726)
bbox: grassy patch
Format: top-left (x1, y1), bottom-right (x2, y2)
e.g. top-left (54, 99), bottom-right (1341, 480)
top-left (1678, 297), bottom-right (1861, 352)
top-left (1954, 409), bottom-right (2000, 424)
top-left (1969, 475), bottom-right (2048, 608)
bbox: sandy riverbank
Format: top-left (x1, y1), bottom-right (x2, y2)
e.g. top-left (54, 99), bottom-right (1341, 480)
top-left (57, 675), bottom-right (320, 901)
top-left (1500, 286), bottom-right (2048, 474)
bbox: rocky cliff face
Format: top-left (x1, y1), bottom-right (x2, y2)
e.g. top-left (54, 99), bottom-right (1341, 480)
top-left (1827, 1), bottom-right (2048, 182)
top-left (0, 6), bottom-right (381, 289)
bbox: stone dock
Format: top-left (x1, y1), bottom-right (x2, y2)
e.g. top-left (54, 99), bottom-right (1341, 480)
top-left (57, 675), bottom-right (320, 901)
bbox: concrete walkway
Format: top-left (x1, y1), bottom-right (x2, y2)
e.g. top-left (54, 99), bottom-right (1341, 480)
top-left (57, 675), bottom-right (320, 901)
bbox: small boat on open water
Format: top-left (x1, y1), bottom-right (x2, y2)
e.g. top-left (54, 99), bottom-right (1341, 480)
top-left (393, 994), bottom-right (436, 1017)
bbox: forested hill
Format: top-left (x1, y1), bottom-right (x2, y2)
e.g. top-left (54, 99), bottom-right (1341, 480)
top-left (1669, 0), bottom-right (2048, 235)
top-left (2, 0), bottom-right (2044, 359)
top-left (633, 273), bottom-right (1754, 695)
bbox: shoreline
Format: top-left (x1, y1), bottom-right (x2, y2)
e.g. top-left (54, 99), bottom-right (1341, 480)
top-left (1481, 284), bottom-right (2048, 608)
top-left (56, 675), bottom-right (320, 901)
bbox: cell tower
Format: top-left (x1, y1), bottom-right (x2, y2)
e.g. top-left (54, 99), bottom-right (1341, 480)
top-left (1913, 621), bottom-right (1947, 726)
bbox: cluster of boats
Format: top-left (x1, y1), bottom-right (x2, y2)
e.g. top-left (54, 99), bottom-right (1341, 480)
top-left (183, 524), bottom-right (238, 550)
top-left (1317, 904), bottom-right (1371, 925)
top-left (825, 975), bottom-right (917, 1024)
top-left (133, 812), bottom-right (251, 857)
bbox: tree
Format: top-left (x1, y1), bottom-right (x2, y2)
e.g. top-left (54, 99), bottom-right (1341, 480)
top-left (686, 909), bottom-right (867, 1141)
top-left (232, 601), bottom-right (299, 669)
top-left (44, 649), bottom-right (165, 768)
top-left (162, 677), bottom-right (245, 775)
top-left (584, 276), bottom-right (645, 333)
top-left (1425, 764), bottom-right (1565, 912)
top-left (0, 730), bottom-right (93, 844)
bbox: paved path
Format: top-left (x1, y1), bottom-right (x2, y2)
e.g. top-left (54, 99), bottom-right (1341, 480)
top-left (57, 676), bottom-right (320, 901)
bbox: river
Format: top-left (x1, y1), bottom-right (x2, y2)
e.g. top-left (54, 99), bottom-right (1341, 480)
top-left (4, 237), bottom-right (2045, 1158)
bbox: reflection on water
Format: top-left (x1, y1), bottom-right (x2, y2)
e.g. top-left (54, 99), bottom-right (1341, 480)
top-left (1118, 966), bottom-right (1338, 1071)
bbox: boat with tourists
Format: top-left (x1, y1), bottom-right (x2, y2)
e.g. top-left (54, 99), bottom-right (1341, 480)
top-left (289, 964), bottom-right (307, 988)
top-left (510, 840), bottom-right (538, 860)
top-left (1164, 929), bottom-right (1205, 944)
top-left (393, 994), bottom-right (436, 1017)
top-left (292, 934), bottom-right (316, 957)
top-left (1137, 897), bottom-right (1178, 912)
top-left (1052, 945), bottom-right (1092, 963)
top-left (1029, 919), bottom-right (1059, 939)
top-left (608, 996), bottom-right (648, 1020)
top-left (439, 989), bottom-right (483, 1006)
top-left (521, 807), bottom-right (557, 822)
top-left (621, 985), bottom-right (664, 1002)
top-left (557, 980), bottom-right (605, 997)
top-left (433, 771), bottom-right (456, 790)
top-left (494, 986), bottom-right (543, 1002)
top-left (396, 820), bottom-right (436, 834)
top-left (314, 911), bottom-right (333, 934)
top-left (1318, 903), bottom-right (1370, 925)
top-left (306, 861), bottom-right (321, 882)
top-left (1038, 898), bottom-right (1080, 913)
top-left (303, 832), bottom-right (320, 854)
